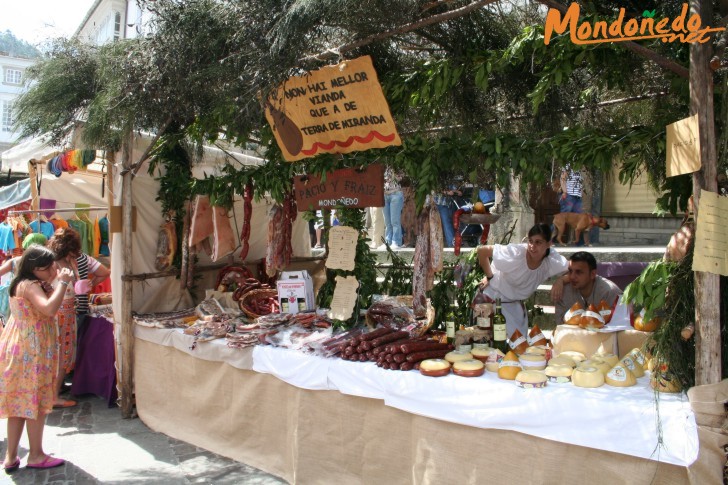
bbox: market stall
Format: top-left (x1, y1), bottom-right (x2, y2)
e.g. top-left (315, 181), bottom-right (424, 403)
top-left (131, 325), bottom-right (721, 484)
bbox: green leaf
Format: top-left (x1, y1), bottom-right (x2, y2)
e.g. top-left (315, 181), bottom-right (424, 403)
top-left (495, 137), bottom-right (502, 154)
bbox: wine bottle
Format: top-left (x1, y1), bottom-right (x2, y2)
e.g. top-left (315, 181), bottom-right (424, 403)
top-left (492, 298), bottom-right (509, 354)
top-left (446, 321), bottom-right (455, 345)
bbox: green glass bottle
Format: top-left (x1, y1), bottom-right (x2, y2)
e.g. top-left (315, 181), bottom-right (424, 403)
top-left (492, 298), bottom-right (509, 354)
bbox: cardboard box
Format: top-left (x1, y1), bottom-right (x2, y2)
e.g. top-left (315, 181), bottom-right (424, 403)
top-left (277, 271), bottom-right (315, 314)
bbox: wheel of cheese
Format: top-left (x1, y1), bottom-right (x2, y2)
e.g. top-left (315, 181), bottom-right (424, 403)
top-left (619, 355), bottom-right (645, 378)
top-left (650, 372), bottom-right (681, 393)
top-left (419, 359), bottom-right (452, 377)
top-left (524, 345), bottom-right (546, 356)
top-left (591, 352), bottom-right (619, 368)
top-left (527, 324), bottom-right (548, 347)
top-left (498, 351), bottom-right (522, 380)
top-left (471, 346), bottom-right (492, 363)
top-left (485, 349), bottom-right (505, 372)
top-left (564, 303), bottom-right (585, 326)
top-left (507, 329), bottom-right (529, 355)
top-left (545, 364), bottom-right (573, 383)
top-left (558, 351), bottom-right (586, 365)
top-left (580, 304), bottom-right (606, 330)
top-left (572, 366), bottom-right (605, 388)
top-left (515, 370), bottom-right (548, 388)
top-left (519, 353), bottom-right (547, 370)
top-left (445, 350), bottom-right (473, 365)
top-left (547, 356), bottom-right (576, 368)
top-left (627, 348), bottom-right (648, 370)
top-left (452, 359), bottom-right (485, 377)
top-left (605, 363), bottom-right (637, 387)
top-left (580, 359), bottom-right (612, 376)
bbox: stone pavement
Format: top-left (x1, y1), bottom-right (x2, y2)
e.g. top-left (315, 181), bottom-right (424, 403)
top-left (1, 394), bottom-right (288, 484)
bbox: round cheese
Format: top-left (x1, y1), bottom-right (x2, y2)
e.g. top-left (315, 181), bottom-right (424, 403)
top-left (498, 351), bottom-right (522, 380)
top-left (605, 363), bottom-right (637, 387)
top-left (544, 364), bottom-right (573, 383)
top-left (592, 352), bottom-right (619, 368)
top-left (471, 347), bottom-right (493, 363)
top-left (547, 356), bottom-right (576, 368)
top-left (452, 359), bottom-right (485, 377)
top-left (572, 366), bottom-right (605, 388)
top-left (445, 350), bottom-right (473, 364)
top-left (515, 370), bottom-right (548, 388)
top-left (558, 351), bottom-right (586, 365)
top-left (650, 372), bottom-right (681, 393)
top-left (620, 355), bottom-right (645, 378)
top-left (519, 353), bottom-right (547, 370)
top-left (580, 359), bottom-right (612, 376)
top-left (485, 349), bottom-right (505, 372)
top-left (564, 303), bottom-right (585, 326)
top-left (627, 348), bottom-right (648, 370)
top-left (419, 359), bottom-right (451, 372)
top-left (524, 346), bottom-right (547, 356)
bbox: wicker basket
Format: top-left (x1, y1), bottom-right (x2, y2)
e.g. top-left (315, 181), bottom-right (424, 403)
top-left (239, 288), bottom-right (278, 319)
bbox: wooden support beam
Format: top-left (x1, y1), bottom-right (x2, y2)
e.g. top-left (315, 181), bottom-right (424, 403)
top-left (689, 0), bottom-right (721, 386)
top-left (120, 132), bottom-right (135, 418)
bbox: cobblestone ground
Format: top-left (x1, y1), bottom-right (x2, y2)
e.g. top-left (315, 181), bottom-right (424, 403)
top-left (1, 394), bottom-right (287, 484)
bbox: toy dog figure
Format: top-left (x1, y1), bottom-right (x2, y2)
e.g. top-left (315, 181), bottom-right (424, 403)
top-left (552, 212), bottom-right (610, 246)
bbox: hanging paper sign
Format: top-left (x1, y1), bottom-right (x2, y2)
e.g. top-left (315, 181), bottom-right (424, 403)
top-left (692, 190), bottom-right (728, 276)
top-left (666, 114), bottom-right (701, 177)
top-left (264, 55), bottom-right (401, 161)
top-left (293, 163), bottom-right (384, 210)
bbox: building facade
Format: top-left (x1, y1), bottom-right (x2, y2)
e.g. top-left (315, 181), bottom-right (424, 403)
top-left (0, 54), bottom-right (35, 154)
top-left (74, 0), bottom-right (151, 45)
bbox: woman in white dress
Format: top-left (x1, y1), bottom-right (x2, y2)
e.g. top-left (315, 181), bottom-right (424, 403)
top-left (476, 223), bottom-right (567, 337)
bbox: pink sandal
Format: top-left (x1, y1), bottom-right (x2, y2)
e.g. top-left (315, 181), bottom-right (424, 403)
top-left (26, 456), bottom-right (65, 469)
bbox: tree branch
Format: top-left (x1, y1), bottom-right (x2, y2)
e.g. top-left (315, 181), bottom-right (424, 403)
top-left (534, 0), bottom-right (690, 80)
top-left (300, 0), bottom-right (499, 62)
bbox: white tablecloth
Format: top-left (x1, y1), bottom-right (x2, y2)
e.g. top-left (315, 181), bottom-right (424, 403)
top-left (135, 327), bottom-right (699, 467)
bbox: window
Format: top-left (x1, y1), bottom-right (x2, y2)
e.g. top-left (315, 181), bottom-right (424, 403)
top-left (1, 100), bottom-right (14, 133)
top-left (4, 69), bottom-right (22, 85)
top-left (114, 12), bottom-right (121, 41)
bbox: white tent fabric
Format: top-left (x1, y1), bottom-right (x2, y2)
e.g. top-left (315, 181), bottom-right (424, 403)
top-left (0, 136), bottom-right (61, 172)
top-left (3, 133), bottom-right (312, 316)
top-left (0, 179), bottom-right (31, 210)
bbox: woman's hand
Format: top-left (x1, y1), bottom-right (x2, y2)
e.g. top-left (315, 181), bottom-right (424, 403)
top-left (57, 267), bottom-right (74, 284)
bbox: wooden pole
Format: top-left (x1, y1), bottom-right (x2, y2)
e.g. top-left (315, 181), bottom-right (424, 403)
top-left (120, 132), bottom-right (135, 417)
top-left (689, 0), bottom-right (721, 386)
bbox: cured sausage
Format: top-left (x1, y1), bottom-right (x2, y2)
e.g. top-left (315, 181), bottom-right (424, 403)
top-left (406, 349), bottom-right (450, 363)
top-left (371, 330), bottom-right (409, 348)
top-left (412, 207), bottom-right (431, 317)
top-left (155, 218), bottom-right (177, 271)
top-left (265, 205), bottom-right (286, 277)
top-left (239, 182), bottom-right (254, 260)
top-left (429, 200), bottom-right (444, 273)
top-left (360, 327), bottom-right (395, 341)
top-left (399, 341), bottom-right (453, 354)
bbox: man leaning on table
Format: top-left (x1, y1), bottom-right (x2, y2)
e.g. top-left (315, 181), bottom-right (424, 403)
top-left (550, 251), bottom-right (622, 324)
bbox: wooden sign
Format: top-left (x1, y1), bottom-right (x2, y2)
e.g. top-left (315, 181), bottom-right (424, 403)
top-left (264, 55), bottom-right (401, 162)
top-left (293, 164), bottom-right (384, 210)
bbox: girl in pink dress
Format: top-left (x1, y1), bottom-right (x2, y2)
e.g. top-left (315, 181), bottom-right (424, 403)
top-left (0, 245), bottom-right (73, 472)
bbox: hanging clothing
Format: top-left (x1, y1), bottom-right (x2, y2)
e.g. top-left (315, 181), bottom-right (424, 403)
top-left (29, 220), bottom-right (55, 240)
top-left (67, 219), bottom-right (90, 255)
top-left (0, 223), bottom-right (16, 252)
top-left (50, 217), bottom-right (69, 231)
top-left (93, 217), bottom-right (101, 257)
top-left (98, 216), bottom-right (110, 256)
